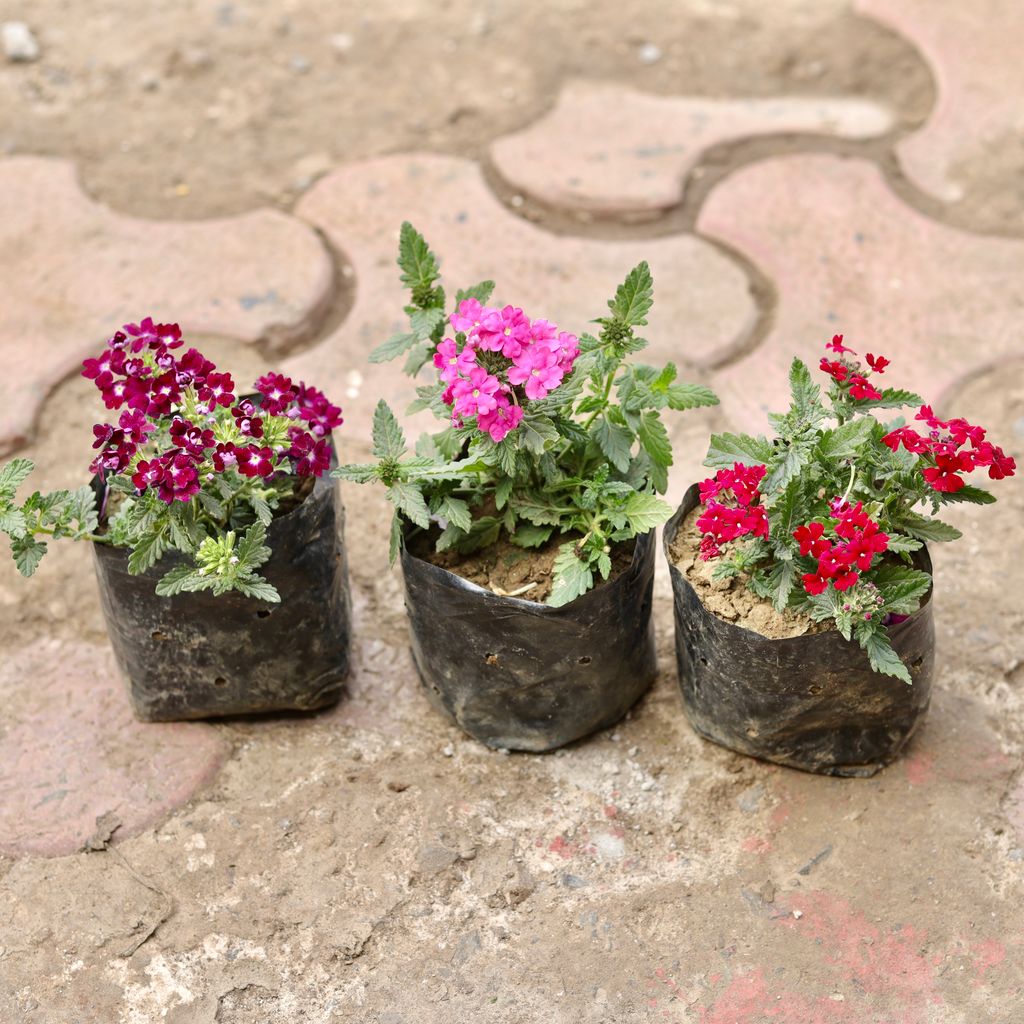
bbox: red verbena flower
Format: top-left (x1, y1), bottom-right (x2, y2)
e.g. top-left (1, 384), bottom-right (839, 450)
top-left (156, 453), bottom-right (201, 503)
top-left (848, 375), bottom-right (882, 401)
top-left (819, 358), bottom-right (849, 383)
top-left (237, 444), bottom-right (277, 479)
top-left (826, 334), bottom-right (856, 355)
top-left (865, 353), bottom-right (890, 373)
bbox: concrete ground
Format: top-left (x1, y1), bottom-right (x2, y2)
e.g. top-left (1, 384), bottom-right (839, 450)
top-left (1, 1), bottom-right (1023, 1021)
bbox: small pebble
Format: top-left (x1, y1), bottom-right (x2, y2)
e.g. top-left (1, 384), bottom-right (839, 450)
top-left (329, 33), bottom-right (354, 55)
top-left (793, 909), bottom-right (803, 920)
top-left (2, 21), bottom-right (39, 62)
top-left (628, 746), bottom-right (639, 757)
top-left (640, 780), bottom-right (655, 792)
top-left (637, 42), bottom-right (662, 65)
top-left (442, 744), bottom-right (454, 758)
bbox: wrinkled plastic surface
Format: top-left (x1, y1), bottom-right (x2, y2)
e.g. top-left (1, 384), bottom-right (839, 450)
top-left (92, 462), bottom-right (351, 722)
top-left (401, 530), bottom-right (658, 752)
top-left (664, 485), bottom-right (935, 777)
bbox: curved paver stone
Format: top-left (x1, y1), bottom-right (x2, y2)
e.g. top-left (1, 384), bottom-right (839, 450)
top-left (0, 640), bottom-right (226, 857)
top-left (0, 156), bottom-right (334, 454)
top-left (697, 154), bottom-right (1024, 432)
top-left (490, 80), bottom-right (893, 217)
top-left (284, 153), bottom-right (755, 438)
top-left (857, 0), bottom-right (1024, 206)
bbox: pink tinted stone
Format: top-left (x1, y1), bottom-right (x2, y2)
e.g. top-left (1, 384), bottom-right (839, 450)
top-left (285, 154), bottom-right (754, 438)
top-left (0, 640), bottom-right (226, 857)
top-left (857, 0), bottom-right (1024, 204)
top-left (0, 157), bottom-right (333, 454)
top-left (490, 80), bottom-right (892, 216)
top-left (698, 154), bottom-right (1024, 432)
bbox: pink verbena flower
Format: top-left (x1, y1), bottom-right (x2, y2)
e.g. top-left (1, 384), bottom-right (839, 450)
top-left (477, 397), bottom-right (524, 442)
top-left (451, 367), bottom-right (502, 419)
top-left (288, 431), bottom-right (332, 477)
top-left (255, 372), bottom-right (298, 416)
top-left (294, 382), bottom-right (343, 436)
top-left (450, 298), bottom-right (486, 335)
top-left (507, 343), bottom-right (565, 400)
top-left (476, 305), bottom-right (531, 358)
top-left (433, 337), bottom-right (477, 384)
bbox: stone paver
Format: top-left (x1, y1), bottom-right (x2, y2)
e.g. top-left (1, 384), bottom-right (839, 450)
top-left (857, 0), bottom-right (1024, 207)
top-left (490, 79), bottom-right (893, 217)
top-left (284, 153), bottom-right (755, 439)
top-left (0, 639), bottom-right (226, 857)
top-left (0, 156), bottom-right (334, 455)
top-left (698, 154), bottom-right (1024, 431)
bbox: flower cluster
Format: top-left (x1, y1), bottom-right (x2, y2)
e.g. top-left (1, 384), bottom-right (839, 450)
top-left (696, 462), bottom-right (769, 559)
top-left (434, 300), bottom-right (580, 442)
top-left (882, 405), bottom-right (1016, 493)
top-left (84, 318), bottom-right (343, 503)
top-left (794, 500), bottom-right (890, 597)
top-left (818, 334), bottom-right (885, 401)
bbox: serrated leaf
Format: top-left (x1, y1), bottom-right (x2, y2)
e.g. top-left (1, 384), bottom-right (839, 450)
top-left (620, 491), bottom-right (672, 533)
top-left (816, 417), bottom-right (875, 461)
top-left (233, 576), bottom-right (281, 603)
top-left (519, 414), bottom-right (560, 455)
top-left (127, 528), bottom-right (167, 575)
top-left (863, 629), bottom-right (912, 684)
top-left (594, 415), bottom-right (633, 473)
top-left (548, 544), bottom-right (594, 607)
top-left (372, 400), bottom-right (406, 460)
top-left (886, 535), bottom-right (923, 554)
top-left (0, 506), bottom-right (27, 538)
top-left (154, 565), bottom-right (204, 597)
top-left (436, 495), bottom-right (472, 532)
top-left (0, 458), bottom-right (34, 498)
top-left (403, 341), bottom-right (435, 377)
top-left (608, 261), bottom-right (653, 327)
top-left (704, 432), bottom-right (774, 470)
top-left (237, 521), bottom-right (271, 569)
top-left (250, 492), bottom-right (273, 526)
top-left (369, 331), bottom-right (419, 364)
top-left (767, 478), bottom-right (803, 541)
top-left (765, 443), bottom-right (807, 495)
top-left (766, 559), bottom-right (798, 612)
top-left (455, 280), bottom-right (496, 305)
top-left (389, 514), bottom-right (403, 564)
top-left (788, 358), bottom-right (823, 424)
top-left (665, 382), bottom-right (719, 411)
top-left (410, 307), bottom-right (446, 340)
top-left (870, 563), bottom-right (932, 615)
top-left (896, 514), bottom-right (961, 543)
top-left (332, 463), bottom-right (379, 484)
top-left (936, 484), bottom-right (997, 505)
top-left (388, 481), bottom-right (431, 529)
top-left (11, 534), bottom-right (46, 577)
top-left (397, 221), bottom-right (440, 290)
top-left (509, 523), bottom-right (553, 549)
top-left (638, 411), bottom-right (672, 469)
top-left (495, 476), bottom-right (514, 510)
top-left (597, 551), bottom-right (612, 579)
top-left (854, 388), bottom-right (923, 411)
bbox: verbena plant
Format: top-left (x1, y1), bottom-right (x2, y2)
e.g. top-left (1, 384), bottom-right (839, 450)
top-left (695, 335), bottom-right (1016, 682)
top-left (0, 317), bottom-right (343, 601)
top-left (336, 222), bottom-right (719, 606)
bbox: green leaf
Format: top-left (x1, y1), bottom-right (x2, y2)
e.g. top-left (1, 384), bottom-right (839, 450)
top-left (369, 331), bottom-right (419, 364)
top-left (410, 307), bottom-right (445, 340)
top-left (436, 495), bottom-right (472, 532)
top-left (509, 524), bottom-right (553, 549)
top-left (233, 577), bottom-right (281, 603)
top-left (388, 481), bottom-right (431, 529)
top-left (11, 534), bottom-right (46, 577)
top-left (155, 565), bottom-right (203, 597)
top-left (372, 401), bottom-right (407, 460)
top-left (388, 514), bottom-right (403, 564)
top-left (619, 491), bottom-right (672, 533)
top-left (665, 382), bottom-right (719, 411)
top-left (332, 463), bottom-right (379, 484)
top-left (455, 280), bottom-right (495, 305)
top-left (249, 492), bottom-right (273, 527)
top-left (638, 411), bottom-right (672, 469)
top-left (0, 458), bottom-right (33, 498)
top-left (886, 535), bottom-right (923, 554)
top-left (816, 417), bottom-right (875, 461)
top-left (236, 521), bottom-right (272, 570)
top-left (494, 476), bottom-right (514, 510)
top-left (870, 563), bottom-right (932, 615)
top-left (548, 543), bottom-right (594, 607)
top-left (594, 415), bottom-right (633, 473)
top-left (896, 514), bottom-right (961, 543)
top-left (403, 341), bottom-right (435, 377)
top-left (936, 484), bottom-right (997, 505)
top-left (127, 528), bottom-right (167, 575)
top-left (862, 629), bottom-right (912, 684)
top-left (518, 414), bottom-right (560, 455)
top-left (704, 433), bottom-right (773, 470)
top-left (854, 388), bottom-right (923, 411)
top-left (397, 221), bottom-right (440, 291)
top-left (765, 442), bottom-right (807, 495)
top-left (608, 261), bottom-right (653, 327)
top-left (788, 358), bottom-right (823, 424)
top-left (768, 478), bottom-right (803, 541)
top-left (0, 506), bottom-right (27, 538)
